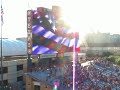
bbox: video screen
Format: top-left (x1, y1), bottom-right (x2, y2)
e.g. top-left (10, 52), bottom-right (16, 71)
top-left (32, 6), bottom-right (80, 54)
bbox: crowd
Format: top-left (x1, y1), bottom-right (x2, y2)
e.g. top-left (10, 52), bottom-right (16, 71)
top-left (29, 57), bottom-right (120, 90)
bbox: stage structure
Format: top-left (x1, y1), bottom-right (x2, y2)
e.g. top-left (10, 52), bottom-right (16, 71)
top-left (27, 6), bottom-right (80, 68)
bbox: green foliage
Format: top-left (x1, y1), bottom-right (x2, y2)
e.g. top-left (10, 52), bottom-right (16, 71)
top-left (86, 50), bottom-right (97, 57)
top-left (86, 51), bottom-right (113, 58)
top-left (101, 52), bottom-right (113, 57)
top-left (107, 55), bottom-right (120, 65)
top-left (86, 53), bottom-right (94, 57)
top-left (107, 55), bottom-right (116, 62)
top-left (115, 57), bottom-right (120, 65)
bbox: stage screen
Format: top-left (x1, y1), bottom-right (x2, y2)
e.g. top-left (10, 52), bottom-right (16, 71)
top-left (32, 6), bottom-right (80, 55)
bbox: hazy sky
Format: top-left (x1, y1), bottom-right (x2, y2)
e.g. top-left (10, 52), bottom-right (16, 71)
top-left (1, 0), bottom-right (120, 39)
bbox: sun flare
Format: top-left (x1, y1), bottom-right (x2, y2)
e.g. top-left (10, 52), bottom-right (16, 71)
top-left (60, 3), bottom-right (86, 42)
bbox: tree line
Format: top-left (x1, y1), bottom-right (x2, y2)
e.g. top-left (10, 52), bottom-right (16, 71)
top-left (83, 32), bottom-right (120, 47)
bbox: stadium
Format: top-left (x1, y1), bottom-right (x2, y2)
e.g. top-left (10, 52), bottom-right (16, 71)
top-left (25, 6), bottom-right (120, 90)
top-left (0, 4), bottom-right (120, 90)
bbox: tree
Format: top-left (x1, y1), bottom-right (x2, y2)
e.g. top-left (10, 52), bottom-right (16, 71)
top-left (101, 52), bottom-right (113, 57)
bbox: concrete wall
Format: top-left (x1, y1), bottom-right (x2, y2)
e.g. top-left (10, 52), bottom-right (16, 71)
top-left (26, 76), bottom-right (53, 90)
top-left (0, 59), bottom-right (27, 84)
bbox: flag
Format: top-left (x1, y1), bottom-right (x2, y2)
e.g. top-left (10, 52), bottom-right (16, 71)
top-left (1, 5), bottom-right (4, 25)
top-left (32, 26), bottom-right (80, 54)
top-left (32, 7), bottom-right (80, 54)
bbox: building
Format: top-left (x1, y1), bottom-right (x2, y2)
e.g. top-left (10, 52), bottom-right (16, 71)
top-left (0, 58), bottom-right (27, 87)
top-left (25, 75), bottom-right (52, 90)
top-left (0, 39), bottom-right (27, 89)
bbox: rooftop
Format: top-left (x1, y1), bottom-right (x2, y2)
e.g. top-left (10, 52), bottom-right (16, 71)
top-left (0, 39), bottom-right (27, 57)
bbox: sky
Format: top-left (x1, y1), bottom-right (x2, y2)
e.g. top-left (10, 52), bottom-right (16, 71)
top-left (1, 0), bottom-right (120, 39)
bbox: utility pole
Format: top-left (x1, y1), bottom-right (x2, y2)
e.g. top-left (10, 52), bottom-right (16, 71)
top-left (0, 0), bottom-right (4, 89)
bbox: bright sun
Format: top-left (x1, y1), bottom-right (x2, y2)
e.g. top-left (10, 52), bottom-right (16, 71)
top-left (60, 2), bottom-right (86, 42)
top-left (29, 0), bottom-right (87, 42)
